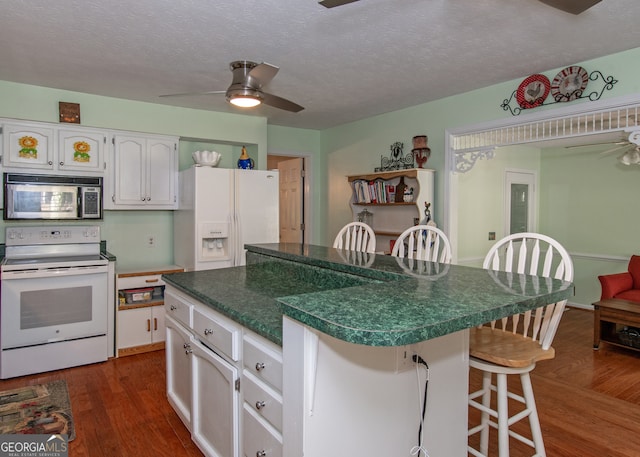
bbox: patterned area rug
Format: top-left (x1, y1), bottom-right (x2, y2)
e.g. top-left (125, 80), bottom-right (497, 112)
top-left (0, 379), bottom-right (75, 440)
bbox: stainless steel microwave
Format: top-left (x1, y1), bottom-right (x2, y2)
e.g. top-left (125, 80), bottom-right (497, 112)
top-left (3, 173), bottom-right (102, 220)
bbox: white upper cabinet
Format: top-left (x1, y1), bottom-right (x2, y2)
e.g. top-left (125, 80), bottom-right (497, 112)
top-left (1, 121), bottom-right (106, 174)
top-left (2, 123), bottom-right (55, 170)
top-left (57, 128), bottom-right (106, 173)
top-left (108, 134), bottom-right (178, 209)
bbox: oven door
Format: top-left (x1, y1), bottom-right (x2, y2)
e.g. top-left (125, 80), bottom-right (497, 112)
top-left (1, 265), bottom-right (108, 349)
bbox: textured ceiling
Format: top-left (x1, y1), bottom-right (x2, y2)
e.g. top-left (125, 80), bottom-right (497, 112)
top-left (1, 0), bottom-right (640, 130)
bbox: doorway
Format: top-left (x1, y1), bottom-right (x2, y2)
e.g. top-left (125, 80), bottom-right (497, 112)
top-left (267, 155), bottom-right (308, 244)
top-left (504, 170), bottom-right (536, 235)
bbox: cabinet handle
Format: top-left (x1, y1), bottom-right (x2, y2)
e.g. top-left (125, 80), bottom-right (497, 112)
top-left (170, 305), bottom-right (177, 311)
top-left (204, 328), bottom-right (213, 336)
top-left (255, 362), bottom-right (265, 371)
top-left (59, 161), bottom-right (64, 166)
top-left (48, 160), bottom-right (53, 165)
top-left (185, 347), bottom-right (192, 355)
top-left (154, 318), bottom-right (158, 331)
top-left (256, 451), bottom-right (266, 457)
top-left (141, 197), bottom-right (146, 202)
top-left (145, 278), bottom-right (160, 283)
top-left (183, 343), bottom-right (189, 349)
top-left (147, 319), bottom-right (151, 332)
top-left (255, 400), bottom-right (266, 410)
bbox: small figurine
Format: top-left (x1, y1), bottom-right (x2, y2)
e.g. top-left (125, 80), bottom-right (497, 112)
top-left (423, 202), bottom-right (432, 224)
top-left (237, 146), bottom-right (255, 169)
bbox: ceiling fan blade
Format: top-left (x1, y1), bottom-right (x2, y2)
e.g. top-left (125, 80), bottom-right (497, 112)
top-left (319, 0), bottom-right (359, 7)
top-left (262, 92), bottom-right (304, 113)
top-left (567, 140), bottom-right (628, 149)
top-left (247, 62), bottom-right (279, 89)
top-left (599, 144), bottom-right (632, 156)
top-left (159, 90), bottom-right (226, 98)
top-left (537, 0), bottom-right (602, 15)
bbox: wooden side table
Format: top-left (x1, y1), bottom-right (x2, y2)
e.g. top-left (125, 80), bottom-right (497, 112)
top-left (593, 298), bottom-right (640, 351)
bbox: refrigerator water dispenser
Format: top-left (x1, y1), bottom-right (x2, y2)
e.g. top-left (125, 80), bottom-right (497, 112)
top-left (198, 222), bottom-right (229, 261)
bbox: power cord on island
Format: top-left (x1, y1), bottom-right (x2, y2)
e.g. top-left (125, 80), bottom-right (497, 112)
top-left (409, 354), bottom-right (430, 457)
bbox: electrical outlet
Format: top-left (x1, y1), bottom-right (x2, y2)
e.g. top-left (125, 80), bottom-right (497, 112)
top-left (147, 235), bottom-right (156, 247)
top-left (488, 231), bottom-right (496, 240)
top-left (395, 345), bottom-right (417, 373)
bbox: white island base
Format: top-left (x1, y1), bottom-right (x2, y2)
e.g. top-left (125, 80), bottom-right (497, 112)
top-left (282, 316), bottom-right (470, 457)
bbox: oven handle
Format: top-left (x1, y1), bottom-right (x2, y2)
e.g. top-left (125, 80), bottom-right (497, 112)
top-left (1, 265), bottom-right (109, 280)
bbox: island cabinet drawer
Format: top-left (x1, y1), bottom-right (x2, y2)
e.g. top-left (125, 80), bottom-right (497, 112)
top-left (193, 307), bottom-right (240, 362)
top-left (243, 333), bottom-right (283, 392)
top-left (242, 371), bottom-right (283, 432)
top-left (242, 403), bottom-right (282, 457)
top-left (164, 290), bottom-right (193, 328)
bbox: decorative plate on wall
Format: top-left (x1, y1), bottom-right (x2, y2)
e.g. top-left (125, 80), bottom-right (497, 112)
top-left (516, 74), bottom-right (551, 109)
top-left (550, 66), bottom-right (589, 102)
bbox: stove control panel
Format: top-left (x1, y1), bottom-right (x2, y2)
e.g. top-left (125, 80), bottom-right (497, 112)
top-left (5, 225), bottom-right (101, 246)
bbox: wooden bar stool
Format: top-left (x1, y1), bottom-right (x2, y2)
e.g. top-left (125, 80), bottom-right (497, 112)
top-left (468, 232), bottom-right (573, 457)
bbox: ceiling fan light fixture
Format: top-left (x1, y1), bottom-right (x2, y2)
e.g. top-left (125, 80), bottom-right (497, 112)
top-left (619, 147), bottom-right (640, 166)
top-left (229, 95), bottom-right (262, 108)
top-left (226, 87), bottom-right (263, 108)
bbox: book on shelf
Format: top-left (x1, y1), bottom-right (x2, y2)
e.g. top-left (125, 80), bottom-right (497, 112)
top-left (353, 179), bottom-right (395, 204)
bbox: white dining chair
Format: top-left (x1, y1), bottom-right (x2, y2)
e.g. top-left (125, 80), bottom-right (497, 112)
top-left (391, 224), bottom-right (452, 263)
top-left (333, 221), bottom-right (376, 254)
top-left (468, 232), bottom-right (574, 457)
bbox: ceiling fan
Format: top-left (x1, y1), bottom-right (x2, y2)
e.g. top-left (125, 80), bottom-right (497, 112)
top-left (160, 61), bottom-right (304, 113)
top-left (566, 135), bottom-right (640, 165)
top-left (319, 0), bottom-right (602, 14)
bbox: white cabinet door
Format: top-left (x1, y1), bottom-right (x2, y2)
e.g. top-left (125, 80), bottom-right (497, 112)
top-left (58, 128), bottom-right (106, 173)
top-left (166, 315), bottom-right (192, 429)
top-left (111, 134), bottom-right (177, 209)
top-left (2, 123), bottom-right (54, 169)
top-left (152, 305), bottom-right (166, 344)
top-left (113, 135), bottom-right (146, 206)
top-left (147, 138), bottom-right (176, 207)
top-left (117, 307), bottom-right (151, 349)
top-left (191, 338), bottom-right (239, 457)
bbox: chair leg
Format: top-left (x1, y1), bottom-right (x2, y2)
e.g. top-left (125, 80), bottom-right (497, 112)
top-left (496, 372), bottom-right (510, 457)
top-left (520, 372), bottom-right (546, 457)
top-left (479, 371), bottom-right (492, 456)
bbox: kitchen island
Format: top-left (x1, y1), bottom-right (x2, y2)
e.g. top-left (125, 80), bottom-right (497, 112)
top-left (162, 243), bottom-right (573, 457)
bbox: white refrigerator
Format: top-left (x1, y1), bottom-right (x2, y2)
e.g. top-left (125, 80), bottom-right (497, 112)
top-left (173, 166), bottom-right (280, 271)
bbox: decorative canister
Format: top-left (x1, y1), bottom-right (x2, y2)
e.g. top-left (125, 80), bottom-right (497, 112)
top-left (412, 135), bottom-right (428, 149)
top-left (357, 209), bottom-right (373, 227)
top-left (412, 135), bottom-right (431, 168)
top-left (237, 146), bottom-right (255, 169)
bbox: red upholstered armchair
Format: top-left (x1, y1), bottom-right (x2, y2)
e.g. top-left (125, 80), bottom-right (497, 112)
top-left (598, 255), bottom-right (640, 303)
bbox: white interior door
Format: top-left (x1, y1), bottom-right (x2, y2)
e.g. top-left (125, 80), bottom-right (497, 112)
top-left (504, 170), bottom-right (536, 235)
top-left (278, 157), bottom-right (304, 244)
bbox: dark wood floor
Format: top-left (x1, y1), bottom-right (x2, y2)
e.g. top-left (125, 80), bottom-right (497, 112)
top-left (469, 307), bottom-right (640, 457)
top-left (0, 346), bottom-right (203, 456)
top-left (0, 308), bottom-right (638, 456)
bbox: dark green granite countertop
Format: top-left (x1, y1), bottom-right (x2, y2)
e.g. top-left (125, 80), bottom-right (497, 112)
top-left (163, 243), bottom-right (574, 347)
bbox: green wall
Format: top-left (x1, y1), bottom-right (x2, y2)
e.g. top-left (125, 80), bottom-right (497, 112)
top-left (321, 46), bottom-right (640, 307)
top-left (457, 145), bottom-right (541, 266)
top-left (2, 45), bottom-right (640, 289)
top-left (0, 81), bottom-right (274, 269)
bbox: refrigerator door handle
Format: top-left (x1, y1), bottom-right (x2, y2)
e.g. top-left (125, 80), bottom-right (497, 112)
top-left (234, 212), bottom-right (240, 267)
top-left (229, 213), bottom-right (237, 266)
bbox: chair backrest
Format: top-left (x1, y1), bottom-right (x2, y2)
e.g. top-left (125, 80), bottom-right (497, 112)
top-left (333, 222), bottom-right (376, 253)
top-left (482, 232), bottom-right (574, 350)
top-left (391, 225), bottom-right (452, 263)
